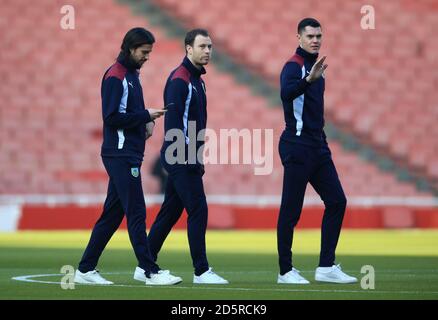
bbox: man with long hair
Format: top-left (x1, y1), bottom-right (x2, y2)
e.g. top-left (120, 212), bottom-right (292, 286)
top-left (74, 28), bottom-right (181, 286)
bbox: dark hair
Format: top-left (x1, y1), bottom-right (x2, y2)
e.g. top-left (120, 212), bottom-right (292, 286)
top-left (119, 27), bottom-right (155, 59)
top-left (184, 28), bottom-right (209, 52)
top-left (297, 18), bottom-right (321, 34)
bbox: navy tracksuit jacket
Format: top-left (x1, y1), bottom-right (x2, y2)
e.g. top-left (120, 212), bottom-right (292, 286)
top-left (148, 57), bottom-right (210, 276)
top-left (278, 47), bottom-right (347, 274)
top-left (78, 56), bottom-right (159, 276)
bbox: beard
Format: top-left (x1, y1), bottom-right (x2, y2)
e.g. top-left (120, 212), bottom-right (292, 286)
top-left (126, 55), bottom-right (143, 69)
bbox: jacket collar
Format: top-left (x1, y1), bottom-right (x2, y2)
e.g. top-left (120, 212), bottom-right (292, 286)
top-left (296, 46), bottom-right (318, 63)
top-left (182, 56), bottom-right (206, 78)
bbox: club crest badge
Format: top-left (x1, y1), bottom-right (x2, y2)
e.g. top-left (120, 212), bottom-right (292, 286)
top-left (131, 167), bottom-right (139, 178)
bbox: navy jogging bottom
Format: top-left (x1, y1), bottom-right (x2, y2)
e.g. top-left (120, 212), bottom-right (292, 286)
top-left (78, 157), bottom-right (159, 276)
top-left (148, 164), bottom-right (209, 276)
top-left (277, 141), bottom-right (347, 275)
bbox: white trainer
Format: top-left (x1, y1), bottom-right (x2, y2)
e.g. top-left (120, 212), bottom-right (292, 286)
top-left (315, 264), bottom-right (358, 284)
top-left (74, 269), bottom-right (113, 285)
top-left (193, 268), bottom-right (229, 284)
top-left (145, 270), bottom-right (182, 285)
top-left (277, 268), bottom-right (310, 284)
top-left (134, 267), bottom-right (174, 282)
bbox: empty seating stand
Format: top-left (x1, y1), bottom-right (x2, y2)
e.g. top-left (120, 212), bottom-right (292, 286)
top-left (0, 0), bottom-right (433, 199)
top-left (153, 0), bottom-right (438, 191)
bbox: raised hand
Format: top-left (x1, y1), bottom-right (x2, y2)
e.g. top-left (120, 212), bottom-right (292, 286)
top-left (306, 56), bottom-right (327, 83)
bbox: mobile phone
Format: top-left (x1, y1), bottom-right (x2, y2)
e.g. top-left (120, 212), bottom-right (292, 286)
top-left (164, 103), bottom-right (174, 110)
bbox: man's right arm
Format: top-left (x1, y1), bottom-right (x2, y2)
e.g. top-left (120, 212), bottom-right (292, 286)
top-left (280, 62), bottom-right (311, 102)
top-left (164, 78), bottom-right (189, 132)
top-left (102, 77), bottom-right (152, 128)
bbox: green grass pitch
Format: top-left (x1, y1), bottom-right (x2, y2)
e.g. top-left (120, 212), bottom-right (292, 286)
top-left (1, 230), bottom-right (437, 300)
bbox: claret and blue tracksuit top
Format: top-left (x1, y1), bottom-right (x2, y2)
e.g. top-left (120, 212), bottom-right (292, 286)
top-left (160, 57), bottom-right (207, 169)
top-left (100, 57), bottom-right (153, 162)
top-left (280, 46), bottom-right (327, 147)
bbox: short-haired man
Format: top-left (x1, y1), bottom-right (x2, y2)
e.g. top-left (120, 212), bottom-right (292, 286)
top-left (148, 29), bottom-right (228, 284)
top-left (277, 18), bottom-right (357, 284)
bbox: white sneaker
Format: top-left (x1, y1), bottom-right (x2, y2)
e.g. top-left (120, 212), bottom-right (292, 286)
top-left (277, 268), bottom-right (310, 284)
top-left (193, 268), bottom-right (229, 284)
top-left (74, 269), bottom-right (113, 285)
top-left (315, 264), bottom-right (358, 284)
top-left (134, 267), bottom-right (174, 282)
top-left (145, 270), bottom-right (182, 285)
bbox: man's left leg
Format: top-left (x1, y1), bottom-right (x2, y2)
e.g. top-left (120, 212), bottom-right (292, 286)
top-left (172, 167), bottom-right (228, 284)
top-left (171, 168), bottom-right (209, 275)
top-left (113, 158), bottom-right (182, 285)
top-left (310, 146), bottom-right (356, 283)
top-left (108, 158), bottom-right (159, 276)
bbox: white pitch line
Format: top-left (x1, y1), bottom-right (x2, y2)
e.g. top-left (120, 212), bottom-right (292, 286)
top-left (11, 273), bottom-right (438, 295)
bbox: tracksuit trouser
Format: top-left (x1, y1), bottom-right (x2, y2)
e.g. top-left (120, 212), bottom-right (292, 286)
top-left (78, 157), bottom-right (159, 276)
top-left (277, 141), bottom-right (347, 275)
top-left (148, 164), bottom-right (209, 276)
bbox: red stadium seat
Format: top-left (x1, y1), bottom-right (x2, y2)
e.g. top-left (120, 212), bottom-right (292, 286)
top-left (151, 0), bottom-right (438, 184)
top-left (0, 0), bottom-right (434, 199)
